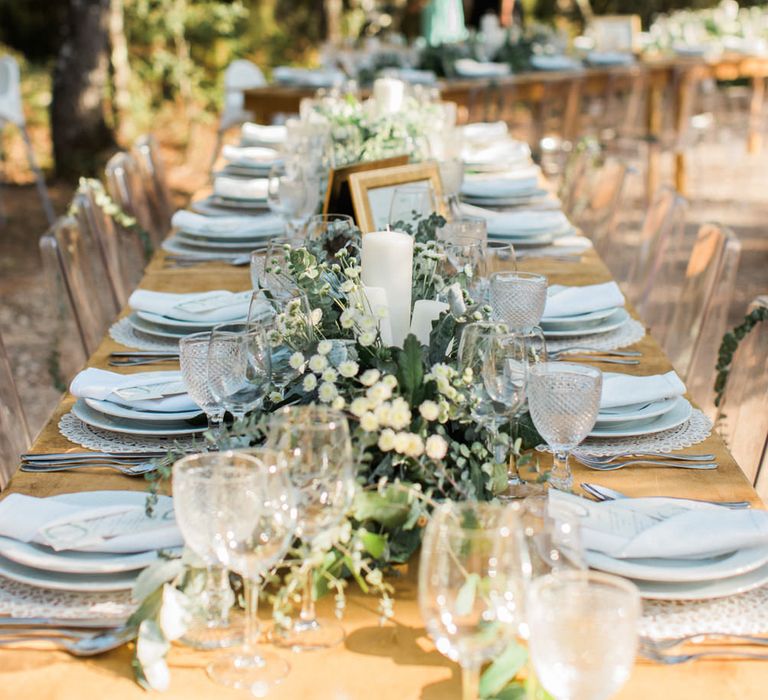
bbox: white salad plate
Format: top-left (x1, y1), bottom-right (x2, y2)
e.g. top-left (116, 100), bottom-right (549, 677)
top-left (84, 398), bottom-right (203, 423)
top-left (585, 545), bottom-right (768, 583)
top-left (588, 397), bottom-right (692, 438)
top-left (135, 310), bottom-right (235, 330)
top-left (127, 314), bottom-right (194, 339)
top-left (542, 305), bottom-right (620, 326)
top-left (209, 195), bottom-right (268, 210)
top-left (542, 307), bottom-right (630, 338)
top-left (162, 237), bottom-right (252, 261)
top-left (0, 554), bottom-right (141, 592)
top-left (72, 399), bottom-right (207, 436)
top-left (595, 396), bottom-right (678, 424)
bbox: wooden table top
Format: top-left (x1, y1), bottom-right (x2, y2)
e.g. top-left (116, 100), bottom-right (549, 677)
top-left (2, 245), bottom-right (765, 699)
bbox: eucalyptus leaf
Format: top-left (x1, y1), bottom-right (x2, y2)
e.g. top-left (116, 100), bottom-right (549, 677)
top-left (479, 640), bottom-right (528, 698)
top-left (455, 573), bottom-right (481, 616)
top-left (352, 490), bottom-right (411, 528)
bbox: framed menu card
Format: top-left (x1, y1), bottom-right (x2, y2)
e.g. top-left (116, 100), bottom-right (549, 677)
top-left (323, 155), bottom-right (409, 218)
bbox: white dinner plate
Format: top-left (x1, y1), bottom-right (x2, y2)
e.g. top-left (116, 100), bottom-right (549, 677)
top-left (542, 306), bottom-right (620, 325)
top-left (0, 553), bottom-right (141, 592)
top-left (72, 399), bottom-right (207, 436)
top-left (585, 545), bottom-right (768, 583)
top-left (176, 226), bottom-right (280, 243)
top-left (542, 307), bottom-right (630, 338)
top-left (209, 195), bottom-right (269, 210)
top-left (631, 560), bottom-right (768, 600)
top-left (488, 231), bottom-right (555, 247)
top-left (175, 232), bottom-right (269, 250)
top-left (162, 237), bottom-right (251, 261)
top-left (541, 306), bottom-right (625, 332)
top-left (587, 397), bottom-right (692, 438)
top-left (595, 396), bottom-right (678, 424)
top-left (0, 536), bottom-right (180, 575)
top-left (84, 398), bottom-right (203, 423)
top-left (134, 310), bottom-right (247, 331)
top-left (462, 189), bottom-right (550, 206)
top-left (127, 314), bottom-right (193, 339)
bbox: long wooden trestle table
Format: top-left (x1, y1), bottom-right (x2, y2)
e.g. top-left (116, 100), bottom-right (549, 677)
top-left (1, 242), bottom-right (765, 699)
top-left (245, 53), bottom-right (768, 200)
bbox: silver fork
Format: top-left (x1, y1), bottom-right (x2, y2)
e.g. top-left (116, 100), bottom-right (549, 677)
top-left (0, 627), bottom-right (135, 656)
top-left (577, 451), bottom-right (716, 464)
top-left (644, 633), bottom-right (768, 650)
top-left (578, 458), bottom-right (718, 471)
top-left (548, 348), bottom-right (642, 359)
top-left (21, 460), bottom-right (161, 476)
top-left (640, 640), bottom-right (768, 664)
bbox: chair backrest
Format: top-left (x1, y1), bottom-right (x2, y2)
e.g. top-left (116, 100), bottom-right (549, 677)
top-left (105, 150), bottom-right (163, 247)
top-left (0, 56), bottom-right (24, 126)
top-left (72, 184), bottom-right (147, 306)
top-left (558, 138), bottom-right (602, 220)
top-left (47, 215), bottom-right (119, 356)
top-left (716, 296), bottom-right (768, 500)
top-left (669, 223), bottom-right (741, 413)
top-left (575, 157), bottom-right (631, 252)
top-left (220, 60), bottom-right (265, 130)
top-left (133, 134), bottom-right (174, 237)
top-left (38, 228), bottom-right (89, 385)
top-left (0, 333), bottom-right (30, 488)
top-left (629, 186), bottom-right (689, 334)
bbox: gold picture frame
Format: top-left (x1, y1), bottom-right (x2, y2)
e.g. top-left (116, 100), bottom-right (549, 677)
top-left (589, 15), bottom-right (641, 53)
top-left (323, 155), bottom-right (409, 217)
top-left (348, 161), bottom-right (445, 233)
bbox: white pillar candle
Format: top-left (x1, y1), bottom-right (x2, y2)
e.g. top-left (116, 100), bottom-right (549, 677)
top-left (410, 300), bottom-right (449, 347)
top-left (361, 230), bottom-right (413, 347)
top-left (362, 285), bottom-right (394, 347)
top-left (372, 77), bottom-right (406, 115)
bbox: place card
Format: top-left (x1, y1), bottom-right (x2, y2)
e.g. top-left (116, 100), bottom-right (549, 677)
top-left (174, 291), bottom-right (251, 314)
top-left (113, 380), bottom-right (187, 401)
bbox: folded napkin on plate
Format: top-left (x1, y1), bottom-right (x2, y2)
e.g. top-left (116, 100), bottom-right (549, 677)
top-left (171, 210), bottom-right (282, 237)
top-left (129, 289), bottom-right (251, 323)
top-left (519, 236), bottom-right (593, 257)
top-left (71, 368), bottom-right (199, 412)
top-left (549, 490), bottom-right (768, 560)
top-left (530, 54), bottom-right (582, 71)
top-left (461, 121), bottom-right (509, 143)
top-left (272, 66), bottom-right (345, 86)
top-left (479, 210), bottom-right (569, 237)
top-left (213, 175), bottom-right (268, 201)
top-left (454, 59), bottom-right (510, 77)
top-left (600, 370), bottom-right (686, 410)
top-left (461, 174), bottom-right (540, 198)
top-left (241, 122), bottom-right (287, 145)
top-left (221, 144), bottom-right (280, 166)
top-left (0, 493), bottom-right (182, 553)
top-left (543, 281), bottom-right (625, 320)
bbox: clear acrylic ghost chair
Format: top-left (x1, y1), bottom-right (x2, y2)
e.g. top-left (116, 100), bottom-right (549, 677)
top-left (715, 296), bottom-right (768, 501)
top-left (669, 224), bottom-right (741, 414)
top-left (627, 187), bottom-right (689, 324)
top-left (133, 134), bottom-right (173, 236)
top-left (105, 150), bottom-right (163, 248)
top-left (209, 59), bottom-right (267, 171)
top-left (71, 184), bottom-right (147, 306)
top-left (46, 215), bottom-right (120, 356)
top-left (0, 56), bottom-right (55, 226)
top-left (38, 227), bottom-right (89, 383)
top-left (557, 137), bottom-right (602, 221)
top-left (0, 332), bottom-right (31, 488)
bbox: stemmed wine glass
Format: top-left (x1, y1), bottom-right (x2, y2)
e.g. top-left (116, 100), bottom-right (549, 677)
top-left (481, 331), bottom-right (537, 499)
top-left (173, 451), bottom-right (297, 692)
top-left (267, 406), bottom-right (356, 651)
top-left (207, 322), bottom-right (272, 421)
top-left (179, 331), bottom-right (226, 434)
top-left (388, 184), bottom-right (436, 229)
top-left (526, 362), bottom-right (602, 490)
top-left (527, 571), bottom-right (640, 700)
top-left (489, 271), bottom-right (548, 363)
top-left (305, 213), bottom-right (354, 241)
top-left (419, 502), bottom-right (526, 700)
top-left (267, 161), bottom-right (319, 235)
top-left (250, 233), bottom-right (306, 292)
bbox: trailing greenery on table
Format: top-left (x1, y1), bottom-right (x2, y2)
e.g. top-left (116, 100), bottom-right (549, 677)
top-left (131, 213), bottom-right (544, 693)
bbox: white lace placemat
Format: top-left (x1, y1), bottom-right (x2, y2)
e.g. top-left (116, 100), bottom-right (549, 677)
top-left (572, 409), bottom-right (712, 458)
top-left (110, 317), bottom-right (179, 351)
top-left (640, 585), bottom-right (768, 639)
top-left (547, 318), bottom-right (646, 354)
top-left (59, 413), bottom-right (203, 453)
top-left (0, 576), bottom-right (135, 620)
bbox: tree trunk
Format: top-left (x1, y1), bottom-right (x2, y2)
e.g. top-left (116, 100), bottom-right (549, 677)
top-left (109, 0), bottom-right (132, 142)
top-left (51, 0), bottom-right (115, 179)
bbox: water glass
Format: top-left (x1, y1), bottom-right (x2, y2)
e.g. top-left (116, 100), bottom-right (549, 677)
top-left (441, 235), bottom-right (484, 285)
top-left (489, 271), bottom-right (548, 331)
top-left (267, 406), bottom-right (355, 651)
top-left (207, 322), bottom-right (271, 420)
top-left (179, 332), bottom-right (225, 433)
top-left (388, 184), bottom-right (436, 229)
top-left (419, 502), bottom-right (526, 700)
top-left (527, 362), bottom-right (602, 490)
top-left (437, 157), bottom-right (465, 217)
top-left (267, 162), bottom-right (319, 235)
top-left (305, 213), bottom-right (355, 241)
top-left (527, 571), bottom-right (640, 700)
top-left (173, 451), bottom-right (297, 693)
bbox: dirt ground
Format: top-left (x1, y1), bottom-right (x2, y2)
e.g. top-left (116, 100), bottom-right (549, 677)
top-left (1, 100), bottom-right (766, 439)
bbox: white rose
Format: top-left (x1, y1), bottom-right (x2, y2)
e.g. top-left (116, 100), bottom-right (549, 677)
top-left (308, 354), bottom-right (329, 372)
top-left (338, 360), bottom-right (359, 378)
top-left (426, 434), bottom-right (448, 460)
top-left (360, 412), bottom-right (379, 432)
top-left (289, 351), bottom-right (305, 370)
top-left (378, 429), bottom-right (396, 452)
top-left (360, 369), bottom-right (381, 387)
top-left (419, 400), bottom-right (439, 421)
top-left (317, 340), bottom-right (333, 355)
top-left (318, 382), bottom-right (338, 403)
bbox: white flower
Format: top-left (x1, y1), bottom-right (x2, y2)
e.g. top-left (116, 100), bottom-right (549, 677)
top-left (419, 400), bottom-right (439, 422)
top-left (404, 434), bottom-right (425, 458)
top-left (322, 368), bottom-right (338, 383)
top-left (318, 382), bottom-right (338, 403)
top-left (310, 308), bottom-right (323, 326)
top-left (360, 412), bottom-right (379, 432)
top-left (359, 314), bottom-right (377, 331)
top-left (289, 352), bottom-right (305, 370)
top-left (303, 374), bottom-right (318, 392)
top-left (332, 396), bottom-right (346, 410)
top-left (426, 434), bottom-right (448, 460)
top-left (374, 402), bottom-right (392, 426)
top-left (388, 398), bottom-right (412, 430)
top-left (350, 397), bottom-right (370, 417)
top-left (345, 266), bottom-right (360, 279)
top-left (338, 360), bottom-right (359, 378)
top-left (358, 330), bottom-right (377, 347)
top-left (378, 429), bottom-right (396, 451)
top-left (360, 369), bottom-right (381, 386)
top-left (136, 620), bottom-right (171, 691)
top-left (382, 375), bottom-right (398, 389)
top-left (159, 585), bottom-right (192, 641)
top-left (366, 381), bottom-right (392, 403)
top-left (269, 390), bottom-right (283, 403)
top-left (317, 340), bottom-right (333, 355)
top-left (393, 431), bottom-right (411, 454)
top-left (340, 308), bottom-right (356, 329)
top-left (340, 279), bottom-right (356, 293)
top-left (308, 354), bottom-right (329, 372)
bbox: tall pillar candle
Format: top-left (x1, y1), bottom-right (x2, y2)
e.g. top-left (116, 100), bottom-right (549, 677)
top-left (361, 230), bottom-right (413, 347)
top-left (372, 77), bottom-right (406, 115)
